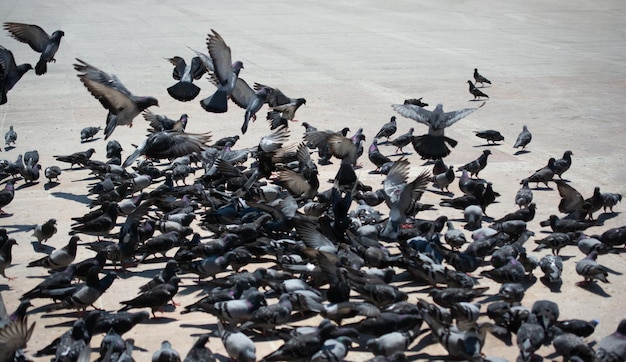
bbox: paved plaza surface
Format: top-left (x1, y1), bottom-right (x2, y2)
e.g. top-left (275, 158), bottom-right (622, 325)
top-left (1, 0), bottom-right (625, 360)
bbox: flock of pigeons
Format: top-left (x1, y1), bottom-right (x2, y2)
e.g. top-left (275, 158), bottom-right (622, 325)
top-left (1, 21), bottom-right (626, 362)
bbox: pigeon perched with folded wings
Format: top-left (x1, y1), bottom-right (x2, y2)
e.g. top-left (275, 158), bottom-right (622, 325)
top-left (166, 55), bottom-right (206, 102)
top-left (123, 131), bottom-right (211, 168)
top-left (553, 150), bottom-right (573, 179)
top-left (254, 82), bottom-right (306, 122)
top-left (74, 58), bottom-right (159, 139)
top-left (152, 340), bottom-right (181, 362)
top-left (375, 116), bottom-right (397, 141)
top-left (32, 218), bottom-right (57, 244)
top-left (0, 238), bottom-right (17, 280)
top-left (601, 192), bottom-right (622, 213)
top-left (231, 79), bottom-right (268, 134)
top-left (391, 102), bottom-right (484, 160)
top-left (3, 22), bottom-right (64, 75)
top-left (467, 80), bottom-right (489, 100)
top-left (514, 125), bottom-right (532, 151)
top-left (474, 130), bottom-right (503, 144)
top-left (0, 181), bottom-right (15, 215)
top-left (576, 251), bottom-right (611, 284)
top-left (200, 29), bottom-right (244, 113)
top-left (28, 235), bottom-right (79, 270)
top-left (473, 68), bottom-right (491, 87)
top-left (0, 46), bottom-right (32, 105)
top-left (4, 125), bottom-right (17, 146)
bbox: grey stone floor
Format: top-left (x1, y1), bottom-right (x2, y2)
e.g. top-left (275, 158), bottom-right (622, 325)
top-left (1, 0), bottom-right (625, 360)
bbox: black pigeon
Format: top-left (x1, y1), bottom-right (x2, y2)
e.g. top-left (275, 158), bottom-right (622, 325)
top-left (474, 130), bottom-right (504, 144)
top-left (0, 45), bottom-right (32, 105)
top-left (458, 150), bottom-right (491, 179)
top-left (21, 264), bottom-right (76, 301)
top-left (553, 150), bottom-right (574, 179)
top-left (69, 202), bottom-right (118, 241)
top-left (119, 276), bottom-right (181, 318)
top-left (390, 128), bottom-right (414, 154)
top-left (555, 180), bottom-right (604, 220)
top-left (123, 131), bottom-right (211, 168)
top-left (403, 97), bottom-right (428, 107)
top-left (392, 102), bottom-right (484, 160)
top-left (91, 310), bottom-right (151, 335)
top-left (368, 139), bottom-right (392, 172)
top-left (74, 58), bottom-right (159, 139)
top-left (54, 147), bottom-right (96, 168)
top-left (166, 55), bottom-right (206, 102)
top-left (3, 22), bottom-right (64, 75)
top-left (473, 68), bottom-right (491, 87)
top-left (467, 80), bottom-right (489, 100)
top-left (0, 238), bottom-right (17, 280)
top-left (375, 116), bottom-right (397, 142)
top-left (514, 125), bottom-right (532, 151)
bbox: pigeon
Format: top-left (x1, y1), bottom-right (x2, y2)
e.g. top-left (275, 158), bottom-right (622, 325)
top-left (522, 158), bottom-right (555, 188)
top-left (0, 46), bottom-right (32, 105)
top-left (389, 128), bottom-right (414, 154)
top-left (80, 126), bottom-right (102, 142)
top-left (539, 254), bottom-right (563, 283)
top-left (404, 97), bottom-right (428, 107)
top-left (44, 165), bottom-right (62, 182)
top-left (513, 125), bottom-right (532, 151)
top-left (601, 192), bottom-right (622, 213)
top-left (553, 150), bottom-right (574, 179)
top-left (480, 257), bottom-right (526, 283)
top-left (254, 82), bottom-right (306, 122)
top-left (368, 139), bottom-right (392, 173)
top-left (27, 235), bottom-right (79, 270)
top-left (546, 214), bottom-right (599, 233)
top-left (200, 29), bottom-right (244, 113)
top-left (166, 55), bottom-right (206, 102)
top-left (433, 165), bottom-right (455, 193)
top-left (575, 251), bottom-right (610, 284)
top-left (3, 22), bottom-right (64, 75)
top-left (458, 150), bottom-right (491, 179)
top-left (516, 314), bottom-right (546, 362)
top-left (4, 126), bottom-right (17, 147)
top-left (218, 321), bottom-right (256, 362)
top-left (421, 309), bottom-right (490, 360)
top-left (391, 102), bottom-right (484, 160)
top-left (310, 336), bottom-right (353, 362)
top-left (555, 319), bottom-right (599, 338)
top-left (0, 238), bottom-right (17, 280)
top-left (152, 340), bottom-right (181, 362)
top-left (0, 314), bottom-right (35, 362)
top-left (555, 181), bottom-right (604, 220)
top-left (464, 205), bottom-right (483, 230)
top-left (375, 116), bottom-right (397, 142)
top-left (473, 68), bottom-right (491, 87)
top-left (515, 179), bottom-right (533, 208)
top-left (497, 283), bottom-right (526, 304)
top-left (32, 218), bottom-right (58, 245)
top-left (474, 130), bottom-right (503, 144)
top-left (91, 310), bottom-right (150, 336)
top-left (494, 203), bottom-right (536, 223)
top-left (183, 334), bottom-right (215, 362)
top-left (69, 202), bottom-right (118, 241)
top-left (596, 318), bottom-right (626, 362)
top-left (74, 58), bottom-right (159, 139)
top-left (122, 131), bottom-right (211, 168)
top-left (467, 80), bottom-right (489, 100)
top-left (51, 266), bottom-right (117, 313)
top-left (21, 264), bottom-right (77, 301)
top-left (230, 79), bottom-right (268, 134)
top-left (143, 110), bottom-right (188, 133)
top-left (366, 328), bottom-right (419, 357)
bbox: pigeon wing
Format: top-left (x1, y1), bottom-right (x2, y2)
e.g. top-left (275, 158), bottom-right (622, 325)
top-left (555, 181), bottom-right (584, 214)
top-left (391, 103), bottom-right (432, 126)
top-left (3, 22), bottom-right (50, 52)
top-left (78, 76), bottom-right (135, 116)
top-left (206, 29), bottom-right (233, 85)
top-left (440, 103), bottom-right (485, 128)
top-left (230, 78), bottom-right (256, 109)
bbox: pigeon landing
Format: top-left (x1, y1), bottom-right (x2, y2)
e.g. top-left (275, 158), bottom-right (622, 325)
top-left (3, 22), bottom-right (64, 75)
top-left (0, 46), bottom-right (32, 105)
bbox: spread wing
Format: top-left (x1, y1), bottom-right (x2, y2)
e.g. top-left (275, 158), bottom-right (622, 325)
top-left (391, 104), bottom-right (432, 126)
top-left (3, 22), bottom-right (49, 52)
top-left (206, 29), bottom-right (233, 85)
top-left (555, 180), bottom-right (584, 214)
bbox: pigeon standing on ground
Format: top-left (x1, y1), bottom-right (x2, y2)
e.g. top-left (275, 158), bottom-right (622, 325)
top-left (575, 251), bottom-right (610, 285)
top-left (3, 22), bottom-right (64, 75)
top-left (27, 236), bottom-right (79, 270)
top-left (389, 128), bottom-right (414, 154)
top-left (0, 46), bottom-right (32, 105)
top-left (601, 192), bottom-right (622, 213)
top-left (0, 180), bottom-right (16, 214)
top-left (218, 321), bottom-right (256, 362)
top-left (73, 58), bottom-right (159, 139)
top-left (515, 179), bottom-right (533, 208)
top-left (32, 218), bottom-right (57, 246)
top-left (44, 165), bottom-right (62, 182)
top-left (391, 102), bottom-right (484, 160)
top-left (473, 68), bottom-right (491, 87)
top-left (375, 116), bottom-right (397, 142)
top-left (4, 125), bottom-right (17, 147)
top-left (513, 125), bottom-right (532, 151)
top-left (458, 150), bottom-right (491, 179)
top-left (474, 130), bottom-right (503, 144)
top-left (433, 165), bottom-right (455, 193)
top-left (152, 340), bottom-right (181, 362)
top-left (368, 139), bottom-right (392, 173)
top-left (80, 126), bottom-right (101, 142)
top-left (0, 238), bottom-right (17, 280)
top-left (200, 29), bottom-right (244, 113)
top-left (166, 55), bottom-right (206, 102)
top-left (553, 150), bottom-right (574, 179)
top-left (467, 80), bottom-right (489, 100)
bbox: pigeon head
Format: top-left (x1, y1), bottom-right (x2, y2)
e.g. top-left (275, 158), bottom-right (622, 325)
top-left (232, 61), bottom-right (244, 74)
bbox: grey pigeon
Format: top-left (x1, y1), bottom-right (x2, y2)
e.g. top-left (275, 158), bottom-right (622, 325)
top-left (143, 110), bottom-right (188, 132)
top-left (552, 332), bottom-right (595, 362)
top-left (4, 125), bottom-right (17, 146)
top-left (27, 235), bottom-right (79, 270)
top-left (0, 314), bottom-right (35, 362)
top-left (54, 147), bottom-right (96, 168)
top-left (51, 266), bottom-right (117, 313)
top-left (473, 68), bottom-right (491, 86)
top-left (516, 314), bottom-right (545, 362)
top-left (80, 126), bottom-right (101, 142)
top-left (391, 102), bottom-right (484, 160)
top-left (464, 205), bottom-right (483, 230)
top-left (389, 128), bottom-right (414, 154)
top-left (166, 55), bottom-right (206, 102)
top-left (480, 257), bottom-right (526, 283)
top-left (433, 165), bottom-right (455, 193)
top-left (444, 220), bottom-right (467, 250)
top-left (575, 251), bottom-right (610, 284)
top-left (3, 22), bottom-right (64, 75)
top-left (218, 321), bottom-right (256, 362)
top-left (310, 336), bottom-right (353, 362)
top-left (200, 29), bottom-right (244, 113)
top-left (522, 158), bottom-right (555, 188)
top-left (375, 116), bottom-right (397, 141)
top-left (32, 217), bottom-right (57, 245)
top-left (123, 131), bottom-right (211, 168)
top-left (539, 254), bottom-right (563, 283)
top-left (152, 340), bottom-right (181, 362)
top-left (513, 125), bottom-right (532, 151)
top-left (468, 80), bottom-right (489, 100)
top-left (515, 179), bottom-right (533, 208)
top-left (497, 283), bottom-right (525, 304)
top-left (74, 58), bottom-right (159, 139)
top-left (368, 139), bottom-right (392, 173)
top-left (422, 309), bottom-right (491, 360)
top-left (366, 328), bottom-right (419, 357)
top-left (231, 79), bottom-right (268, 134)
top-left (553, 150), bottom-right (574, 179)
top-left (0, 46), bottom-right (32, 105)
top-left (596, 318), bottom-right (626, 362)
top-left (0, 238), bottom-right (17, 280)
top-left (601, 192), bottom-right (622, 213)
top-left (44, 165), bottom-right (62, 182)
top-left (183, 334), bottom-right (215, 362)
top-left (254, 82), bottom-right (306, 122)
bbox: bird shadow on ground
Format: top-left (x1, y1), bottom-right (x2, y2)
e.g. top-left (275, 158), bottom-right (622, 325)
top-left (44, 182), bottom-right (61, 190)
top-left (474, 143), bottom-right (503, 147)
top-left (0, 285), bottom-right (10, 292)
top-left (142, 314), bottom-right (177, 324)
top-left (3, 224), bottom-right (36, 234)
top-left (514, 150), bottom-right (531, 156)
top-left (16, 182), bottom-right (40, 190)
top-left (388, 152), bottom-right (413, 157)
top-left (81, 137), bottom-right (101, 144)
top-left (3, 146), bottom-right (15, 152)
top-left (577, 282), bottom-right (611, 297)
top-left (539, 277), bottom-right (563, 293)
top-left (597, 212), bottom-right (620, 224)
top-left (1, 177), bottom-right (22, 185)
top-left (31, 241), bottom-right (55, 254)
top-left (427, 189), bottom-right (454, 197)
top-left (50, 191), bottom-right (92, 205)
top-left (176, 282), bottom-right (205, 297)
top-left (468, 99), bottom-right (488, 102)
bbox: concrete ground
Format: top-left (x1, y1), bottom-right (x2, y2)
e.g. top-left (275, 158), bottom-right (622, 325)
top-left (1, 0), bottom-right (625, 360)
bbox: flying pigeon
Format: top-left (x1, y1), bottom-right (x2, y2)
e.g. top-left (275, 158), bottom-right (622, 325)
top-left (254, 82), bottom-right (306, 122)
top-left (143, 110), bottom-right (188, 132)
top-left (391, 102), bottom-right (484, 160)
top-left (231, 79), bottom-right (268, 134)
top-left (122, 130), bottom-right (211, 168)
top-left (165, 55), bottom-right (206, 102)
top-left (74, 58), bottom-right (159, 139)
top-left (0, 46), bottom-right (32, 105)
top-left (3, 22), bottom-right (64, 75)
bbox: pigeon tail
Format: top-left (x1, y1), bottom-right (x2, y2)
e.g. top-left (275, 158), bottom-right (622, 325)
top-left (200, 89), bottom-right (228, 113)
top-left (104, 113), bottom-right (118, 140)
top-left (167, 81), bottom-right (201, 102)
top-left (35, 59), bottom-right (47, 76)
